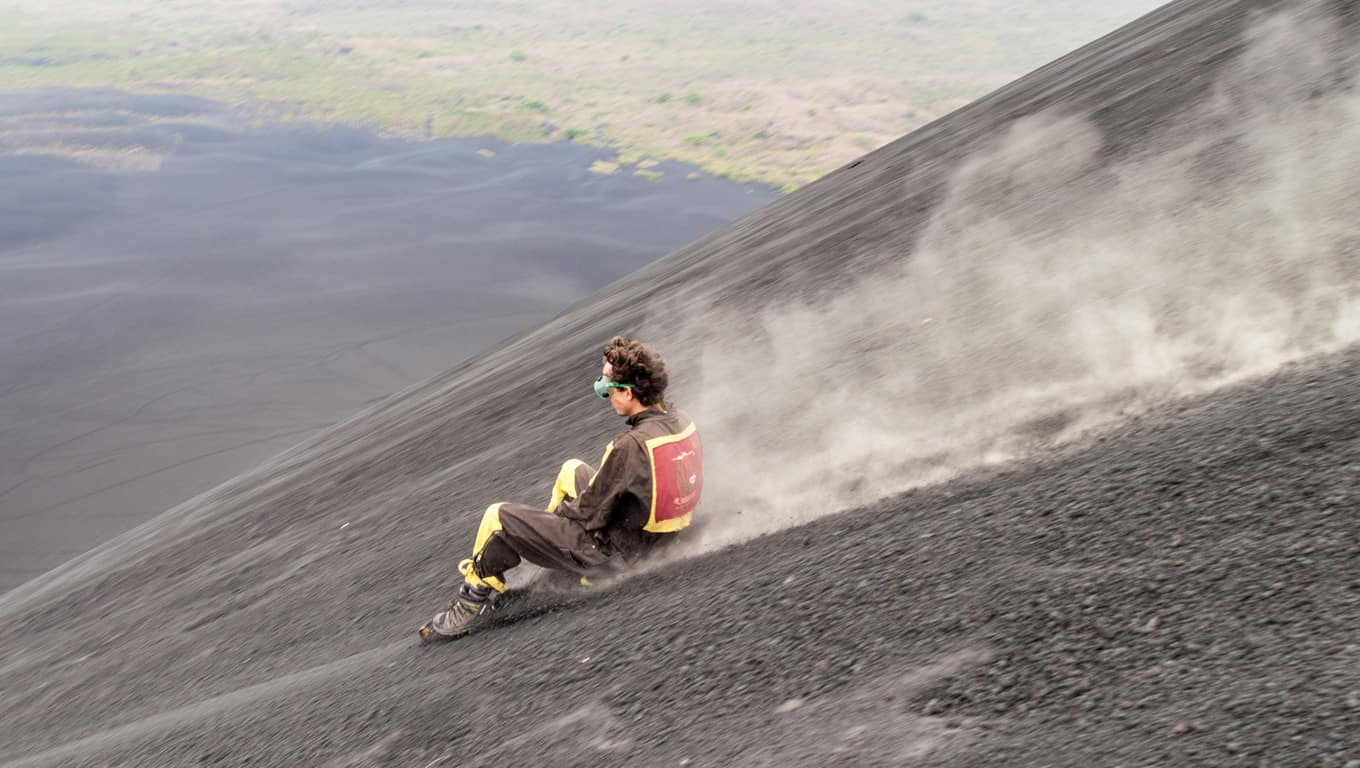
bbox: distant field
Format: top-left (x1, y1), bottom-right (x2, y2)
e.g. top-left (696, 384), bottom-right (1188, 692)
top-left (0, 0), bottom-right (1162, 188)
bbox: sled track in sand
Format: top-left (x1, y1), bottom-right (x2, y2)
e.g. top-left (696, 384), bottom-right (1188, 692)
top-left (0, 643), bottom-right (407, 768)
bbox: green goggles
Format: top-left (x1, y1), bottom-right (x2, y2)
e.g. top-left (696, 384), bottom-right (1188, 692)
top-left (594, 375), bottom-right (634, 399)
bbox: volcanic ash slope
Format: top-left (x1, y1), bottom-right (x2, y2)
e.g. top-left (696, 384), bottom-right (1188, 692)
top-left (1, 0), bottom-right (1359, 766)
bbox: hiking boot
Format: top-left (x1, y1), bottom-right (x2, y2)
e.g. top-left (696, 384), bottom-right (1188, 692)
top-left (418, 583), bottom-right (495, 643)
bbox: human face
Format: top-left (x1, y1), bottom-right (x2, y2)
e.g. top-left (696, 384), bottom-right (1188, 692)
top-left (600, 360), bottom-right (643, 416)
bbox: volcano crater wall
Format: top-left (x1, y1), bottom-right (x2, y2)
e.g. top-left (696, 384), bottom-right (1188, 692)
top-left (1, 0), bottom-right (1358, 765)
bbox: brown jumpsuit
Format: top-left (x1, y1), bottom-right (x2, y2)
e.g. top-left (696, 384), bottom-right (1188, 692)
top-left (463, 407), bottom-right (698, 591)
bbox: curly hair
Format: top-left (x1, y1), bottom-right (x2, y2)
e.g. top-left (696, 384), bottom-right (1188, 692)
top-left (602, 336), bottom-right (669, 406)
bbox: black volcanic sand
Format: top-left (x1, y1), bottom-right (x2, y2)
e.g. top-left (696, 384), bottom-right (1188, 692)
top-left (1, 1), bottom-right (1357, 766)
top-left (0, 88), bottom-right (777, 593)
top-left (6, 337), bottom-right (1357, 768)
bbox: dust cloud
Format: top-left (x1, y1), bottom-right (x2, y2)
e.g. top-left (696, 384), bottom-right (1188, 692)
top-left (665, 1), bottom-right (1360, 553)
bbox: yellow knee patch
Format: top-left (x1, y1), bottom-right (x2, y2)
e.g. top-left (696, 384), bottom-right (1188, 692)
top-left (547, 459), bottom-right (589, 513)
top-left (472, 503), bottom-right (504, 552)
top-left (463, 504), bottom-right (508, 593)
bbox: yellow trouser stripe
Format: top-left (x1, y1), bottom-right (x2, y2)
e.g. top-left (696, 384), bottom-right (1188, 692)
top-left (463, 503), bottom-right (508, 592)
top-left (547, 459), bottom-right (589, 513)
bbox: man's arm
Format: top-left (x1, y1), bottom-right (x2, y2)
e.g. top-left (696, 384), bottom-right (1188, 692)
top-left (559, 433), bottom-right (647, 532)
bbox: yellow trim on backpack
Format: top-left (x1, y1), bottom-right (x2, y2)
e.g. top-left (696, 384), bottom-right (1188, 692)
top-left (643, 422), bottom-right (698, 533)
top-left (594, 441), bottom-right (615, 483)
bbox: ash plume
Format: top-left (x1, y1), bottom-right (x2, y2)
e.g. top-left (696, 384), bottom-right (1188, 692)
top-left (664, 1), bottom-right (1360, 552)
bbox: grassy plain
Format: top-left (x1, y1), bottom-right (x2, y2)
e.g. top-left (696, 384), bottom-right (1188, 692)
top-left (0, 0), bottom-right (1161, 188)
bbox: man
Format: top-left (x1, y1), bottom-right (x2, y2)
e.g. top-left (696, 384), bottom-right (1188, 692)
top-left (419, 336), bottom-right (703, 642)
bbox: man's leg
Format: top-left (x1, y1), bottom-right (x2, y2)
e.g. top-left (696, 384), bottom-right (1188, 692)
top-left (546, 459), bottom-right (595, 513)
top-left (420, 501), bottom-right (611, 642)
top-left (420, 502), bottom-right (515, 642)
top-left (479, 503), bottom-right (612, 578)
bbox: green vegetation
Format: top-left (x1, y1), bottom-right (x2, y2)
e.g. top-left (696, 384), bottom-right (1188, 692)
top-left (0, 0), bottom-right (1163, 189)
